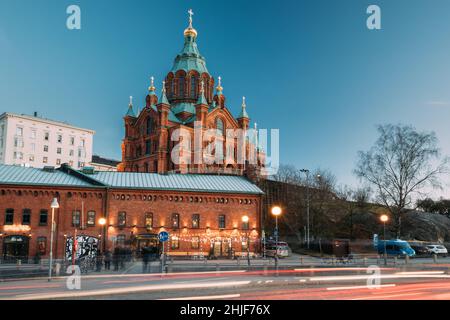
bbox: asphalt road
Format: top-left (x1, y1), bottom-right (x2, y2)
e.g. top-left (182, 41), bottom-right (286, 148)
top-left (1, 262), bottom-right (450, 300)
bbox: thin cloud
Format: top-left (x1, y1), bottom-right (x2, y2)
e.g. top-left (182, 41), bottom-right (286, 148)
top-left (425, 100), bottom-right (450, 107)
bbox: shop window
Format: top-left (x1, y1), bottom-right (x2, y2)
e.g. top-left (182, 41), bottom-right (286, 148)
top-left (191, 236), bottom-right (200, 249)
top-left (242, 239), bottom-right (248, 251)
top-left (87, 211), bottom-right (96, 226)
top-left (171, 236), bottom-right (179, 250)
top-left (22, 209), bottom-right (31, 225)
top-left (116, 234), bottom-right (126, 247)
top-left (37, 237), bottom-right (47, 255)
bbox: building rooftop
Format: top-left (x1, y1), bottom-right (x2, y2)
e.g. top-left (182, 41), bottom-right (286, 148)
top-left (0, 164), bottom-right (92, 187)
top-left (91, 155), bottom-right (120, 167)
top-left (0, 164), bottom-right (263, 195)
top-left (0, 112), bottom-right (95, 134)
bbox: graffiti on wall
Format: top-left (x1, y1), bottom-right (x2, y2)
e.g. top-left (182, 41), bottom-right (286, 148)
top-left (65, 235), bottom-right (99, 260)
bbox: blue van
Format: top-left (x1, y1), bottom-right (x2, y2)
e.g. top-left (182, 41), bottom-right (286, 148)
top-left (373, 234), bottom-right (416, 257)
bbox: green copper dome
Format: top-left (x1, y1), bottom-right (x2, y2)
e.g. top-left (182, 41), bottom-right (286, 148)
top-left (171, 35), bottom-right (208, 74)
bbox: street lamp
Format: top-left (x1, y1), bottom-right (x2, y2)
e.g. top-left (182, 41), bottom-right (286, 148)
top-left (300, 169), bottom-right (310, 248)
top-left (380, 214), bottom-right (389, 265)
top-left (271, 206), bottom-right (282, 273)
top-left (98, 217), bottom-right (107, 253)
top-left (48, 197), bottom-right (59, 282)
top-left (242, 215), bottom-right (250, 266)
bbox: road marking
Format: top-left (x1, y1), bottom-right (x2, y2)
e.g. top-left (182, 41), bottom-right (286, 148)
top-left (159, 294), bottom-right (241, 300)
top-left (352, 292), bottom-right (425, 300)
top-left (6, 280), bottom-right (251, 300)
top-left (326, 284), bottom-right (396, 291)
top-left (395, 271), bottom-right (444, 275)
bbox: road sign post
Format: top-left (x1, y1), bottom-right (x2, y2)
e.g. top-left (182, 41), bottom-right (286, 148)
top-left (158, 231), bottom-right (169, 274)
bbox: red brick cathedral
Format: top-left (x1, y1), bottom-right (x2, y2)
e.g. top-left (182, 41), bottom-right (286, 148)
top-left (118, 11), bottom-right (264, 177)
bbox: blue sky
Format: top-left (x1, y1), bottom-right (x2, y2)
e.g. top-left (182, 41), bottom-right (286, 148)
top-left (1, 0), bottom-right (450, 196)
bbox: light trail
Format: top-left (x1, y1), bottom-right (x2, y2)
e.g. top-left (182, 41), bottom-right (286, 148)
top-left (6, 280), bottom-right (251, 300)
top-left (326, 284), bottom-right (396, 291)
top-left (160, 294), bottom-right (241, 300)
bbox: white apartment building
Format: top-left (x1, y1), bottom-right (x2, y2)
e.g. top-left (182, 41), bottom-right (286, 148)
top-left (0, 112), bottom-right (94, 169)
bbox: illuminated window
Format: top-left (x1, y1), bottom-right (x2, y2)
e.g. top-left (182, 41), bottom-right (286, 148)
top-left (145, 213), bottom-right (153, 230)
top-left (118, 212), bottom-right (126, 227)
top-left (172, 213), bottom-right (180, 229)
top-left (192, 214), bottom-right (200, 229)
top-left (72, 211), bottom-right (80, 227)
top-left (191, 236), bottom-right (200, 249)
top-left (87, 211), bottom-right (96, 226)
top-left (242, 239), bottom-right (248, 251)
top-left (171, 235), bottom-right (179, 249)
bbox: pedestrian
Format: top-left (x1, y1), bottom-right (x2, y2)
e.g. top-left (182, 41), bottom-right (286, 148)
top-left (119, 247), bottom-right (126, 270)
top-left (113, 247), bottom-right (120, 271)
top-left (104, 250), bottom-right (112, 270)
top-left (142, 247), bottom-right (150, 273)
top-left (96, 252), bottom-right (103, 272)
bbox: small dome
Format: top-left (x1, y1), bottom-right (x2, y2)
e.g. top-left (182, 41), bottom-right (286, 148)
top-left (184, 27), bottom-right (197, 39)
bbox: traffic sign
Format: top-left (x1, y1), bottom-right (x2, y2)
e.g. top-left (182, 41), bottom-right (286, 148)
top-left (158, 231), bottom-right (169, 242)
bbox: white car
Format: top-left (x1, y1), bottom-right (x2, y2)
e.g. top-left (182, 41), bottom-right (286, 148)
top-left (265, 242), bottom-right (290, 258)
top-left (426, 245), bottom-right (448, 256)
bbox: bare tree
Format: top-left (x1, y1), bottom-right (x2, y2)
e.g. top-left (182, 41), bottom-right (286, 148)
top-left (336, 185), bottom-right (372, 239)
top-left (354, 124), bottom-right (447, 238)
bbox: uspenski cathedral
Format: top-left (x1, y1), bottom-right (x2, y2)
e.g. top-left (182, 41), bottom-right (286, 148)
top-left (118, 10), bottom-right (265, 178)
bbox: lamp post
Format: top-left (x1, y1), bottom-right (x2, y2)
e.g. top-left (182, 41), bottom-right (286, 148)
top-left (300, 169), bottom-right (310, 248)
top-left (98, 217), bottom-right (107, 253)
top-left (271, 206), bottom-right (282, 273)
top-left (380, 214), bottom-right (389, 265)
top-left (48, 198), bottom-right (59, 282)
top-left (242, 215), bottom-right (250, 266)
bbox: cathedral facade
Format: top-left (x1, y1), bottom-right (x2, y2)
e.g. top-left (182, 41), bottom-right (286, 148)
top-left (119, 12), bottom-right (264, 177)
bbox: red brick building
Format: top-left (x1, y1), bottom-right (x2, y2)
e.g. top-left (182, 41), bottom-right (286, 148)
top-left (119, 12), bottom-right (265, 177)
top-left (0, 164), bottom-right (263, 262)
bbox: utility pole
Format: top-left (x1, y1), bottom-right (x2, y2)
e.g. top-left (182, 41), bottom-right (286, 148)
top-left (300, 169), bottom-right (310, 249)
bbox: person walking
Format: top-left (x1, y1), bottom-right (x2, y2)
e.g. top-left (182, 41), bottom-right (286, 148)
top-left (104, 250), bottom-right (112, 270)
top-left (142, 247), bottom-right (150, 273)
top-left (96, 252), bottom-right (103, 272)
top-left (113, 247), bottom-right (120, 271)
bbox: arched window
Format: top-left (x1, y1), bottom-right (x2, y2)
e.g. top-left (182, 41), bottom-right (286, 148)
top-left (190, 76), bottom-right (196, 98)
top-left (146, 117), bottom-right (152, 135)
top-left (179, 77), bottom-right (185, 97)
top-left (216, 118), bottom-right (224, 136)
top-left (171, 79), bottom-right (176, 97)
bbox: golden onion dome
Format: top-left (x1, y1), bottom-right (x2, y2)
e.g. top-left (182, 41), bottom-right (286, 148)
top-left (184, 26), bottom-right (197, 38)
top-left (184, 9), bottom-right (197, 38)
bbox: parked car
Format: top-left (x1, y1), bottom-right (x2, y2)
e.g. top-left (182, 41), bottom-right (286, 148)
top-left (265, 242), bottom-right (290, 258)
top-left (410, 245), bottom-right (429, 256)
top-left (426, 244), bottom-right (448, 256)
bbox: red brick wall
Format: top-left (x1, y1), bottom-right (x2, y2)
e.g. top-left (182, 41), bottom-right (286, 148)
top-left (0, 185), bottom-right (262, 260)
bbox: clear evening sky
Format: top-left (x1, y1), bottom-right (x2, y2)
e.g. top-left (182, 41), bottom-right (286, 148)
top-left (1, 0), bottom-right (450, 197)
